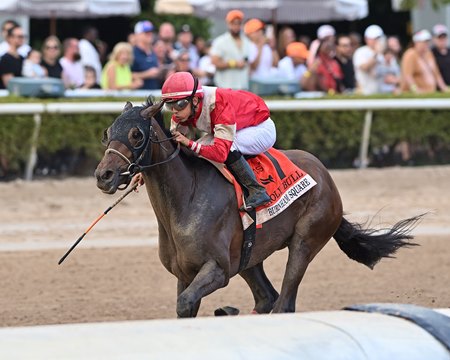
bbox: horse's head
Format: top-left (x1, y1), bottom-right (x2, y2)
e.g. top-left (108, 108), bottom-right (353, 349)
top-left (95, 99), bottom-right (163, 194)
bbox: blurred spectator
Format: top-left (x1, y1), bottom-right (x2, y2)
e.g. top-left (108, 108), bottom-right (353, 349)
top-left (0, 19), bottom-right (30, 58)
top-left (0, 24), bottom-right (26, 89)
top-left (401, 29), bottom-right (448, 93)
top-left (278, 42), bottom-right (308, 81)
top-left (131, 20), bottom-right (161, 90)
top-left (302, 37), bottom-right (343, 94)
top-left (101, 42), bottom-right (143, 90)
top-left (127, 32), bottom-right (137, 47)
top-left (244, 18), bottom-right (279, 80)
top-left (277, 26), bottom-right (295, 59)
top-left (173, 50), bottom-right (193, 74)
top-left (41, 36), bottom-right (63, 79)
top-left (197, 40), bottom-right (215, 86)
top-left (377, 49), bottom-right (401, 94)
top-left (298, 35), bottom-right (311, 48)
top-left (194, 36), bottom-right (207, 57)
top-left (22, 49), bottom-right (46, 78)
top-left (431, 24), bottom-right (450, 86)
top-left (153, 39), bottom-right (174, 88)
top-left (80, 65), bottom-right (101, 89)
top-left (308, 24), bottom-right (336, 67)
top-left (158, 22), bottom-right (176, 61)
top-left (349, 31), bottom-right (362, 56)
top-left (353, 25), bottom-right (385, 95)
top-left (335, 34), bottom-right (356, 91)
top-left (79, 25), bottom-right (102, 83)
top-left (60, 38), bottom-right (84, 89)
top-left (387, 35), bottom-right (402, 60)
top-left (174, 24), bottom-right (199, 70)
top-left (210, 10), bottom-right (251, 89)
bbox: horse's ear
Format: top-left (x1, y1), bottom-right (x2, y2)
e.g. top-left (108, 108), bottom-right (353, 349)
top-left (140, 101), bottom-right (164, 120)
top-left (123, 101), bottom-right (133, 113)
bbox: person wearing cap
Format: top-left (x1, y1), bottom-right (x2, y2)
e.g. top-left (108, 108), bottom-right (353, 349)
top-left (353, 24), bottom-right (386, 95)
top-left (161, 71), bottom-right (276, 210)
top-left (131, 20), bottom-right (161, 90)
top-left (210, 9), bottom-right (252, 89)
top-left (244, 18), bottom-right (279, 80)
top-left (174, 24), bottom-right (200, 71)
top-left (277, 42), bottom-right (308, 82)
top-left (431, 24), bottom-right (450, 86)
top-left (400, 29), bottom-right (448, 93)
top-left (307, 24), bottom-right (336, 68)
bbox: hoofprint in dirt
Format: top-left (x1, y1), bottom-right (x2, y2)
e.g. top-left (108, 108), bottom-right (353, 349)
top-left (0, 166), bottom-right (449, 326)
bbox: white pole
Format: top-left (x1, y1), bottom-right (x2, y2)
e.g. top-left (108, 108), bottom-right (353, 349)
top-left (25, 113), bottom-right (41, 181)
top-left (358, 110), bottom-right (373, 169)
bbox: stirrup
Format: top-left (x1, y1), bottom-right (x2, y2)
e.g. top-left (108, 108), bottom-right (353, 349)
top-left (239, 196), bottom-right (270, 212)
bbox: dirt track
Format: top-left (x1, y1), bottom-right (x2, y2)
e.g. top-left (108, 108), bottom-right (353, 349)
top-left (0, 166), bottom-right (449, 326)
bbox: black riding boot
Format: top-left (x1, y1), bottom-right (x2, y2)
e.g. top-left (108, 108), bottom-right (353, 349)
top-left (226, 151), bottom-right (271, 211)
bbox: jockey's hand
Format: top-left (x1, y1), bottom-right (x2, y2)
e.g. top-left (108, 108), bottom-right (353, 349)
top-left (130, 173), bottom-right (144, 190)
top-left (172, 131), bottom-right (190, 147)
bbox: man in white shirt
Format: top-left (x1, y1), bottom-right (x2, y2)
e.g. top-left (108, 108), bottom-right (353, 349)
top-left (277, 42), bottom-right (308, 81)
top-left (244, 18), bottom-right (279, 80)
top-left (79, 26), bottom-right (102, 83)
top-left (353, 24), bottom-right (385, 95)
top-left (60, 38), bottom-right (84, 88)
top-left (210, 9), bottom-right (251, 90)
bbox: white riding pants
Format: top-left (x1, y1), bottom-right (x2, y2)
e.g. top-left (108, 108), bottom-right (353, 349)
top-left (231, 118), bottom-right (276, 155)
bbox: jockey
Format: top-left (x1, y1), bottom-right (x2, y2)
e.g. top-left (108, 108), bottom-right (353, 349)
top-left (162, 71), bottom-right (276, 210)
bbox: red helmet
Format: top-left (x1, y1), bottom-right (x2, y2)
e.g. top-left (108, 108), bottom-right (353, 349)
top-left (161, 72), bottom-right (203, 101)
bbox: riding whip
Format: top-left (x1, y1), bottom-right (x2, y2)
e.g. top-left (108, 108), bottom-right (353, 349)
top-left (58, 182), bottom-right (138, 265)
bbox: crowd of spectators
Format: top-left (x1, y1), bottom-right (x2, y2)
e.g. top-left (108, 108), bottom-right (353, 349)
top-left (1, 11), bottom-right (450, 96)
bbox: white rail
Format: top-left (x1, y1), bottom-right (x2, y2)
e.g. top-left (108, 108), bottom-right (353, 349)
top-left (1, 98), bottom-right (449, 180)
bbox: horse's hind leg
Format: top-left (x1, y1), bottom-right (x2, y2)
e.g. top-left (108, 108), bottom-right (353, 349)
top-left (240, 262), bottom-right (279, 313)
top-left (272, 233), bottom-right (311, 313)
top-left (177, 260), bottom-right (228, 318)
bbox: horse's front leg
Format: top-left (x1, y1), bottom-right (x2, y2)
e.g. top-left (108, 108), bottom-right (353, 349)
top-left (177, 260), bottom-right (228, 318)
top-left (177, 279), bottom-right (201, 317)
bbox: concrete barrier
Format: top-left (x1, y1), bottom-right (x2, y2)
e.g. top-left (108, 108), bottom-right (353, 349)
top-left (0, 307), bottom-right (449, 359)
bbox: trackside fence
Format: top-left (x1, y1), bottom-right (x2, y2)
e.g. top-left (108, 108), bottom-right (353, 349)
top-left (1, 99), bottom-right (450, 180)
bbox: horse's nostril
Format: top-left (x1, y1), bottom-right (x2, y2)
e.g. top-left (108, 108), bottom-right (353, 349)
top-left (101, 170), bottom-right (114, 181)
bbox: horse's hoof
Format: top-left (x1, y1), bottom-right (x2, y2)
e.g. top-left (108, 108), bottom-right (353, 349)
top-left (214, 306), bottom-right (240, 316)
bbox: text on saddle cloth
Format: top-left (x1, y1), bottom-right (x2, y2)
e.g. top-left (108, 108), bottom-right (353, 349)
top-left (228, 148), bottom-right (317, 230)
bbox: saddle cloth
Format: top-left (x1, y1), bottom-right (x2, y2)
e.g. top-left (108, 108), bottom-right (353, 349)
top-left (221, 148), bottom-right (317, 230)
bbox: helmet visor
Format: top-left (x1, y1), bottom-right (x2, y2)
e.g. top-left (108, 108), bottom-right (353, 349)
top-left (164, 98), bottom-right (190, 112)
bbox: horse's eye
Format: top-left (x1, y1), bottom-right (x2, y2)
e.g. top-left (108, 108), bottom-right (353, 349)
top-left (101, 128), bottom-right (109, 146)
top-left (129, 128), bottom-right (144, 149)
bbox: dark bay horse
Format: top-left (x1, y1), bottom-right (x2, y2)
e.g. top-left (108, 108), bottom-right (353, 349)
top-left (95, 99), bottom-right (422, 318)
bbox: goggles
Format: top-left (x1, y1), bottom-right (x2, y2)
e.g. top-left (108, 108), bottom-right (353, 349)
top-left (164, 98), bottom-right (190, 112)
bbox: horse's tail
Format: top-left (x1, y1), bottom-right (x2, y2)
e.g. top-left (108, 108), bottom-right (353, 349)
top-left (333, 214), bottom-right (425, 269)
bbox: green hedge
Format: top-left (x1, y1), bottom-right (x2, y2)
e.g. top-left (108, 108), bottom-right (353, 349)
top-left (1, 97), bottom-right (450, 178)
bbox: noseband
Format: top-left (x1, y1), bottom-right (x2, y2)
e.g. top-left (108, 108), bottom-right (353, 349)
top-left (105, 122), bottom-right (180, 190)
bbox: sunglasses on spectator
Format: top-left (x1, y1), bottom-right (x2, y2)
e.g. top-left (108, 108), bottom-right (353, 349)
top-left (45, 45), bottom-right (59, 50)
top-left (164, 98), bottom-right (190, 111)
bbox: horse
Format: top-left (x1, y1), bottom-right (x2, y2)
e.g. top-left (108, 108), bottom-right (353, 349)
top-left (95, 98), bottom-right (422, 318)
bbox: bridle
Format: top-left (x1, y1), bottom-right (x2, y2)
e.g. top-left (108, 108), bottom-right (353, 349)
top-left (105, 118), bottom-right (180, 190)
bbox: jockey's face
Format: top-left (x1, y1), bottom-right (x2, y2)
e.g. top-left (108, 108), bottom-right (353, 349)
top-left (171, 96), bottom-right (199, 122)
